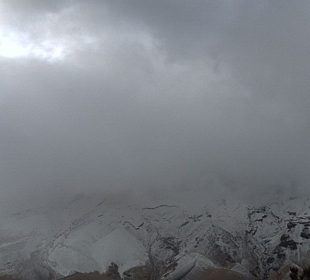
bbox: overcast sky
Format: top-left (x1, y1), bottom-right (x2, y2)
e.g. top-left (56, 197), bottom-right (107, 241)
top-left (0, 0), bottom-right (309, 204)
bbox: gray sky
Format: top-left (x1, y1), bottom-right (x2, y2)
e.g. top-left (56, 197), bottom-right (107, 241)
top-left (0, 0), bottom-right (309, 203)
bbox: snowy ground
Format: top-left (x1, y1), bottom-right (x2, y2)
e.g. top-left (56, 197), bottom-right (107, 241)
top-left (0, 191), bottom-right (309, 279)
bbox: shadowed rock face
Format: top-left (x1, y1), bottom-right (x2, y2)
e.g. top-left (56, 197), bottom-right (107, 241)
top-left (270, 263), bottom-right (304, 280)
top-left (59, 267), bottom-right (249, 280)
top-left (179, 268), bottom-right (249, 280)
top-left (0, 275), bottom-right (18, 280)
top-left (123, 266), bottom-right (150, 280)
top-left (60, 263), bottom-right (121, 280)
top-left (60, 271), bottom-right (117, 280)
top-left (0, 270), bottom-right (120, 280)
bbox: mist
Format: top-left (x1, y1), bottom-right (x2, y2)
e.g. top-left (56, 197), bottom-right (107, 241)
top-left (0, 0), bottom-right (309, 206)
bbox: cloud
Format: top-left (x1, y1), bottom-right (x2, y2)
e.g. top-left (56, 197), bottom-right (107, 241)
top-left (0, 0), bottom-right (309, 204)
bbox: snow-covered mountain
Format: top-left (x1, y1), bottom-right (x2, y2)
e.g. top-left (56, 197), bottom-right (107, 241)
top-left (246, 197), bottom-right (310, 278)
top-left (0, 193), bottom-right (310, 279)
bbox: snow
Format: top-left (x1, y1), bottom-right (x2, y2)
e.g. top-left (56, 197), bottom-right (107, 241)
top-left (1, 193), bottom-right (310, 278)
top-left (162, 253), bottom-right (216, 280)
top-left (92, 228), bottom-right (146, 273)
top-left (47, 227), bottom-right (146, 276)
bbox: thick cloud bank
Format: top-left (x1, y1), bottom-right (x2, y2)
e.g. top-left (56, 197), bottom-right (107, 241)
top-left (0, 0), bottom-right (309, 204)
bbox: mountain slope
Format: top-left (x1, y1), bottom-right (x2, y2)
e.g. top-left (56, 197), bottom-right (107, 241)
top-left (1, 194), bottom-right (310, 279)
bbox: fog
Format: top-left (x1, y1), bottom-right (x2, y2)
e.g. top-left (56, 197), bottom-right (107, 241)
top-left (0, 0), bottom-right (309, 205)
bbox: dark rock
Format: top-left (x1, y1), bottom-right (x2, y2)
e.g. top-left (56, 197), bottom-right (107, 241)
top-left (287, 221), bottom-right (297, 230)
top-left (279, 234), bottom-right (298, 250)
top-left (267, 257), bottom-right (275, 264)
top-left (301, 226), bottom-right (310, 239)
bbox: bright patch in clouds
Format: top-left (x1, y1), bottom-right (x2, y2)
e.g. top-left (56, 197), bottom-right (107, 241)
top-left (0, 28), bottom-right (66, 61)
